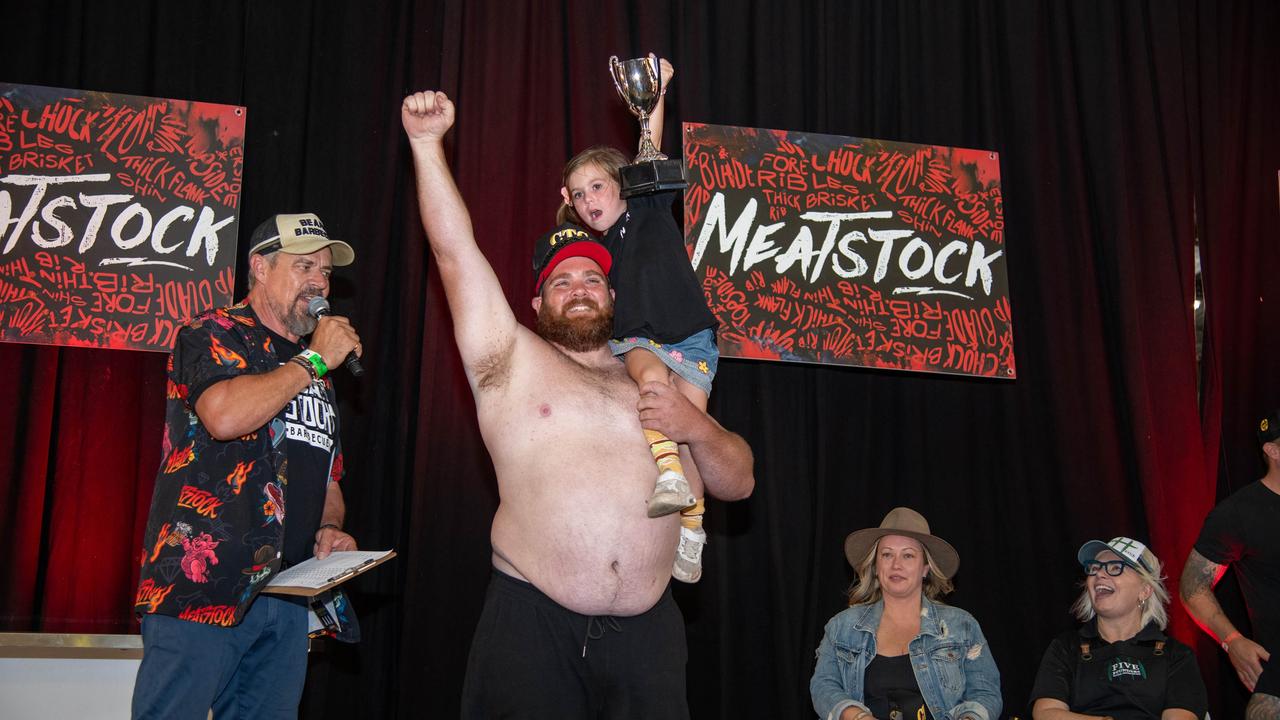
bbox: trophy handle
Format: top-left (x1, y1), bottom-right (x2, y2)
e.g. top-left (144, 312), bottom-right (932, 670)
top-left (608, 56), bottom-right (628, 105)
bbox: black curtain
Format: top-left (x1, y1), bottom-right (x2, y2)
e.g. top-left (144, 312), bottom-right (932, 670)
top-left (2, 2), bottom-right (1277, 718)
top-left (1191, 1), bottom-right (1280, 714)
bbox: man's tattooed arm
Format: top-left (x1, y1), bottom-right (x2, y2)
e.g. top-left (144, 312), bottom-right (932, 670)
top-left (1183, 549), bottom-right (1273, 693)
top-left (1180, 549), bottom-right (1232, 639)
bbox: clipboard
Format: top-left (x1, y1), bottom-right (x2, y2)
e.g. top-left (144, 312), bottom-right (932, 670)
top-left (261, 550), bottom-right (396, 597)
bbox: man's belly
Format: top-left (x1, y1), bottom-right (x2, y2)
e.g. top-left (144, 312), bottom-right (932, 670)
top-left (489, 494), bottom-right (679, 616)
top-left (478, 374), bottom-right (690, 616)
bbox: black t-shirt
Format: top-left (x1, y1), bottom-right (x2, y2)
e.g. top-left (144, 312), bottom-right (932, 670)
top-left (864, 653), bottom-right (934, 720)
top-left (1194, 480), bottom-right (1280, 650)
top-left (603, 191), bottom-right (717, 344)
top-left (265, 328), bottom-right (337, 567)
top-left (1029, 621), bottom-right (1207, 720)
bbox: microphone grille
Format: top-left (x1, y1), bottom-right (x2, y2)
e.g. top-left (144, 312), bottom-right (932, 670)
top-left (306, 296), bottom-right (331, 318)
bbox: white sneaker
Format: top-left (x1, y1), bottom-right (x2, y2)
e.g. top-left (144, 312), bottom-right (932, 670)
top-left (672, 525), bottom-right (706, 583)
top-left (647, 470), bottom-right (696, 518)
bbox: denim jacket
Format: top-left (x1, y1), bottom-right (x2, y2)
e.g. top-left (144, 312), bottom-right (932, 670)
top-left (810, 597), bottom-right (1002, 720)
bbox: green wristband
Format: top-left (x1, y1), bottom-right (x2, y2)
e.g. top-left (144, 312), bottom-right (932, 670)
top-left (297, 349), bottom-right (328, 379)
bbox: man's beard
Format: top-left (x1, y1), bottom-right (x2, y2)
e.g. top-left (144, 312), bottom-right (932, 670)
top-left (536, 298), bottom-right (613, 352)
top-left (269, 289), bottom-right (321, 337)
top-left (284, 307), bottom-right (318, 337)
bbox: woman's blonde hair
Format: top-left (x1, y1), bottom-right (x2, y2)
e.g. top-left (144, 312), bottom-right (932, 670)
top-left (1070, 552), bottom-right (1170, 629)
top-left (847, 537), bottom-right (954, 606)
top-left (556, 146), bottom-right (628, 226)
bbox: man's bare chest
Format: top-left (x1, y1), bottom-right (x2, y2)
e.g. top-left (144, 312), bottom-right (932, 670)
top-left (482, 355), bottom-right (642, 439)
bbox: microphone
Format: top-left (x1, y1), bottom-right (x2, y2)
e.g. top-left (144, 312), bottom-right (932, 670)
top-left (306, 296), bottom-right (365, 377)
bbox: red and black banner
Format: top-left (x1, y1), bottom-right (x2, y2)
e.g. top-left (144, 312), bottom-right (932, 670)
top-left (683, 123), bottom-right (1014, 379)
top-left (0, 83), bottom-right (245, 353)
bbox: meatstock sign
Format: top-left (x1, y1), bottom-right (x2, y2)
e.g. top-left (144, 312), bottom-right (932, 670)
top-left (0, 83), bottom-right (245, 352)
top-left (684, 123), bottom-right (1014, 379)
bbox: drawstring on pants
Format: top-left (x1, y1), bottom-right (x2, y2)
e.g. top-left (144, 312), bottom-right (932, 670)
top-left (582, 615), bottom-right (623, 657)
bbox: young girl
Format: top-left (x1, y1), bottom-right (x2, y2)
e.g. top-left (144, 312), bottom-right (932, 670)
top-left (557, 58), bottom-right (718, 583)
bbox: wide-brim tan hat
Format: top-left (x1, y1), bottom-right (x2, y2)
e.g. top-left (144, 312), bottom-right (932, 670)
top-left (843, 507), bottom-right (960, 579)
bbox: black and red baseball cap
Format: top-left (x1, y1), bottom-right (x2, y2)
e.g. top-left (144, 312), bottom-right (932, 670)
top-left (531, 223), bottom-right (612, 293)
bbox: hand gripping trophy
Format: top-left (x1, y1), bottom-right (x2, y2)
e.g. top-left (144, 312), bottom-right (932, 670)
top-left (609, 54), bottom-right (688, 197)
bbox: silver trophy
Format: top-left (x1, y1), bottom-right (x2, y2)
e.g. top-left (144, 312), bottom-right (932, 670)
top-left (609, 54), bottom-right (687, 197)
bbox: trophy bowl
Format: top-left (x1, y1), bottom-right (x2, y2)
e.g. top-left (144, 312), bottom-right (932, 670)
top-left (608, 54), bottom-right (687, 197)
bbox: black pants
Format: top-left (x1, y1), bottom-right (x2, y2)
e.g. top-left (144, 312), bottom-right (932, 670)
top-left (461, 570), bottom-right (690, 719)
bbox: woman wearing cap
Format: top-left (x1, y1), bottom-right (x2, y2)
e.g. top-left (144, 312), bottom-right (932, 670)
top-left (1029, 537), bottom-right (1207, 720)
top-left (811, 507), bottom-right (1002, 720)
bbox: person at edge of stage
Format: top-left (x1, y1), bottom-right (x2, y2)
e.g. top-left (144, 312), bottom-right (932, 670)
top-left (1181, 408), bottom-right (1280, 720)
top-left (401, 89), bottom-right (755, 718)
top-left (131, 212), bottom-right (361, 720)
top-left (810, 507), bottom-right (1002, 720)
top-left (555, 56), bottom-right (719, 585)
top-left (1031, 536), bottom-right (1207, 720)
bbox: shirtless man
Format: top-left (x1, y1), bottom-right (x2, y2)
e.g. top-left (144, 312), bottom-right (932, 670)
top-left (401, 91), bottom-right (754, 718)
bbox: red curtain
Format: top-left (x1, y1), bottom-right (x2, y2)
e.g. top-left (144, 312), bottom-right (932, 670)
top-left (0, 346), bottom-right (164, 632)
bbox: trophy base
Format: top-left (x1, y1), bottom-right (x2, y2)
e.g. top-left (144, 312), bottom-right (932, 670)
top-left (620, 159), bottom-right (687, 198)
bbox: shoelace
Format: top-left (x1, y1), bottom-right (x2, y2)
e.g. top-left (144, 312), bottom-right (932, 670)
top-left (582, 615), bottom-right (623, 657)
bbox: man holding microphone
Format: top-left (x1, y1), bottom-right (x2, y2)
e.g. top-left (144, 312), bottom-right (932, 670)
top-left (132, 212), bottom-right (362, 720)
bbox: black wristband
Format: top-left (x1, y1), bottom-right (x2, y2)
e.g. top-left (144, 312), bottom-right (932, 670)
top-left (317, 523), bottom-right (342, 534)
top-left (290, 355), bottom-right (318, 380)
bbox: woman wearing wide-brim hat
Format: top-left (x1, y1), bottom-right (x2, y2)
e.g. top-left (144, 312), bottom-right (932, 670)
top-left (810, 507), bottom-right (1002, 720)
